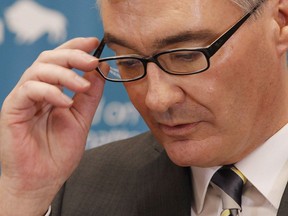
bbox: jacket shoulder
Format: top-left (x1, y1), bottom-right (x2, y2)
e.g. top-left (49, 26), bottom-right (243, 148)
top-left (83, 131), bottom-right (163, 168)
top-left (52, 132), bottom-right (192, 216)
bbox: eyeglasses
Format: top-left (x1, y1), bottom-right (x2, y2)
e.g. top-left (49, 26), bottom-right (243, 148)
top-left (93, 3), bottom-right (262, 82)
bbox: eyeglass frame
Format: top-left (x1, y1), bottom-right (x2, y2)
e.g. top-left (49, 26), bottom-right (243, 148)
top-left (93, 2), bottom-right (262, 82)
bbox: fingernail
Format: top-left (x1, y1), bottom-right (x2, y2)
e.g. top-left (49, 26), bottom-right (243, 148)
top-left (62, 94), bottom-right (73, 105)
top-left (82, 53), bottom-right (97, 63)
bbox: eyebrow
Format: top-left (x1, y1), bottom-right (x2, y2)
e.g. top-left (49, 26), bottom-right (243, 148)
top-left (153, 30), bottom-right (218, 48)
top-left (104, 33), bottom-right (132, 49)
top-left (104, 30), bottom-right (218, 51)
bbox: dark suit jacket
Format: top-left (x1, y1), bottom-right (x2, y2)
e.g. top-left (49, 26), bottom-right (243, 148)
top-left (51, 132), bottom-right (288, 216)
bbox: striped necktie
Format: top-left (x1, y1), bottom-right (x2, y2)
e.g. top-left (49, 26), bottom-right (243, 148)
top-left (211, 165), bottom-right (247, 216)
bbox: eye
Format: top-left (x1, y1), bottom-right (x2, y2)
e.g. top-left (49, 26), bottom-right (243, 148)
top-left (170, 51), bottom-right (202, 62)
top-left (117, 58), bottom-right (142, 69)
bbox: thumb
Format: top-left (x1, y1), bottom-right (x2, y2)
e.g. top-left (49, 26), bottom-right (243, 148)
top-left (71, 71), bottom-right (105, 128)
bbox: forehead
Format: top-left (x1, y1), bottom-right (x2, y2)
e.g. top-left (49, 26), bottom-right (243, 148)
top-left (99, 0), bottom-right (241, 23)
top-left (99, 0), bottom-right (242, 51)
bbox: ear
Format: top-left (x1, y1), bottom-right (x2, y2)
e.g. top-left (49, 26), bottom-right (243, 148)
top-left (275, 0), bottom-right (288, 54)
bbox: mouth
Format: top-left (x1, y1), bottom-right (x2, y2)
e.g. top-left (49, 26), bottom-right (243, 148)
top-left (158, 122), bottom-right (201, 137)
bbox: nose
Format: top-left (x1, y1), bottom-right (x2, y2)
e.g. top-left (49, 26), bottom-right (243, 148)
top-left (144, 63), bottom-right (185, 113)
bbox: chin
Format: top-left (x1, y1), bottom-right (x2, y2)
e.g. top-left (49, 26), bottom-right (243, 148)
top-left (162, 140), bottom-right (200, 167)
top-left (161, 137), bottom-right (226, 167)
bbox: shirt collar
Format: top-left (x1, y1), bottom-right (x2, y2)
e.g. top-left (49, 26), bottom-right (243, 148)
top-left (236, 123), bottom-right (288, 208)
top-left (190, 165), bottom-right (219, 213)
top-left (191, 123), bottom-right (288, 213)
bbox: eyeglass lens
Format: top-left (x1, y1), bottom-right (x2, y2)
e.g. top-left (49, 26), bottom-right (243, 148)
top-left (97, 45), bottom-right (209, 81)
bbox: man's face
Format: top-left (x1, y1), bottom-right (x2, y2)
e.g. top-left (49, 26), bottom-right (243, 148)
top-left (100, 0), bottom-right (288, 167)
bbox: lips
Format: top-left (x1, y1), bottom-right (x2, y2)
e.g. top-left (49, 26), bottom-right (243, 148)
top-left (158, 121), bottom-right (201, 137)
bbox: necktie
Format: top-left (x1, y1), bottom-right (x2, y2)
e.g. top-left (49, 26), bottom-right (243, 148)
top-left (211, 165), bottom-right (247, 216)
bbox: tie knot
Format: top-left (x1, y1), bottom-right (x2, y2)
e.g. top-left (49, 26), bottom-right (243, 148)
top-left (211, 165), bottom-right (247, 216)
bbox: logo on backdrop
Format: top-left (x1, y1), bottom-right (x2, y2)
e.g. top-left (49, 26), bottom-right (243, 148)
top-left (86, 97), bottom-right (144, 148)
top-left (0, 0), bottom-right (67, 45)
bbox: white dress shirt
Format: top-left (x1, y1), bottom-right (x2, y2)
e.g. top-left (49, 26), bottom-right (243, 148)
top-left (44, 206), bottom-right (51, 216)
top-left (191, 123), bottom-right (288, 216)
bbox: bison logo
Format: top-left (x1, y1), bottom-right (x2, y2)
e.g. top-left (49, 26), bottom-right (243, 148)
top-left (1, 0), bottom-right (67, 45)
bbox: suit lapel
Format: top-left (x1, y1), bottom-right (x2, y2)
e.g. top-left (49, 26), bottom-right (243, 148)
top-left (136, 150), bottom-right (192, 216)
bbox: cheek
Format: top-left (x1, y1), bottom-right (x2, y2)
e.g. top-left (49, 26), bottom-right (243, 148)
top-left (125, 83), bottom-right (160, 134)
top-left (203, 33), bottom-right (279, 137)
top-left (124, 82), bottom-right (148, 114)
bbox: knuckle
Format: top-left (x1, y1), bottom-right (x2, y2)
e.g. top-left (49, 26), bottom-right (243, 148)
top-left (38, 50), bottom-right (52, 60)
top-left (20, 80), bottom-right (34, 91)
top-left (24, 62), bottom-right (43, 79)
top-left (30, 61), bottom-right (42, 72)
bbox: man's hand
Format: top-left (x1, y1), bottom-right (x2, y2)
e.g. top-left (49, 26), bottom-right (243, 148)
top-left (0, 37), bottom-right (105, 216)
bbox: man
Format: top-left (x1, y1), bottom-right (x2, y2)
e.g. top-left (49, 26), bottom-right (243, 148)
top-left (0, 0), bottom-right (288, 215)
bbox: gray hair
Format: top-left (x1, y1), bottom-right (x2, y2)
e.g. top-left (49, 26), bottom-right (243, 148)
top-left (231, 0), bottom-right (266, 12)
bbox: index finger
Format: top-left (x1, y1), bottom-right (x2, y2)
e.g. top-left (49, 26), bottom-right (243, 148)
top-left (56, 37), bottom-right (99, 54)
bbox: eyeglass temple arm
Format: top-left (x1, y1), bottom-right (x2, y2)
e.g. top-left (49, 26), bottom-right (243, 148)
top-left (207, 4), bottom-right (260, 57)
top-left (93, 38), bottom-right (106, 58)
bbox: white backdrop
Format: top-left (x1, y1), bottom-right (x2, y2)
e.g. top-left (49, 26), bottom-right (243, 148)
top-left (0, 0), bottom-right (148, 149)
